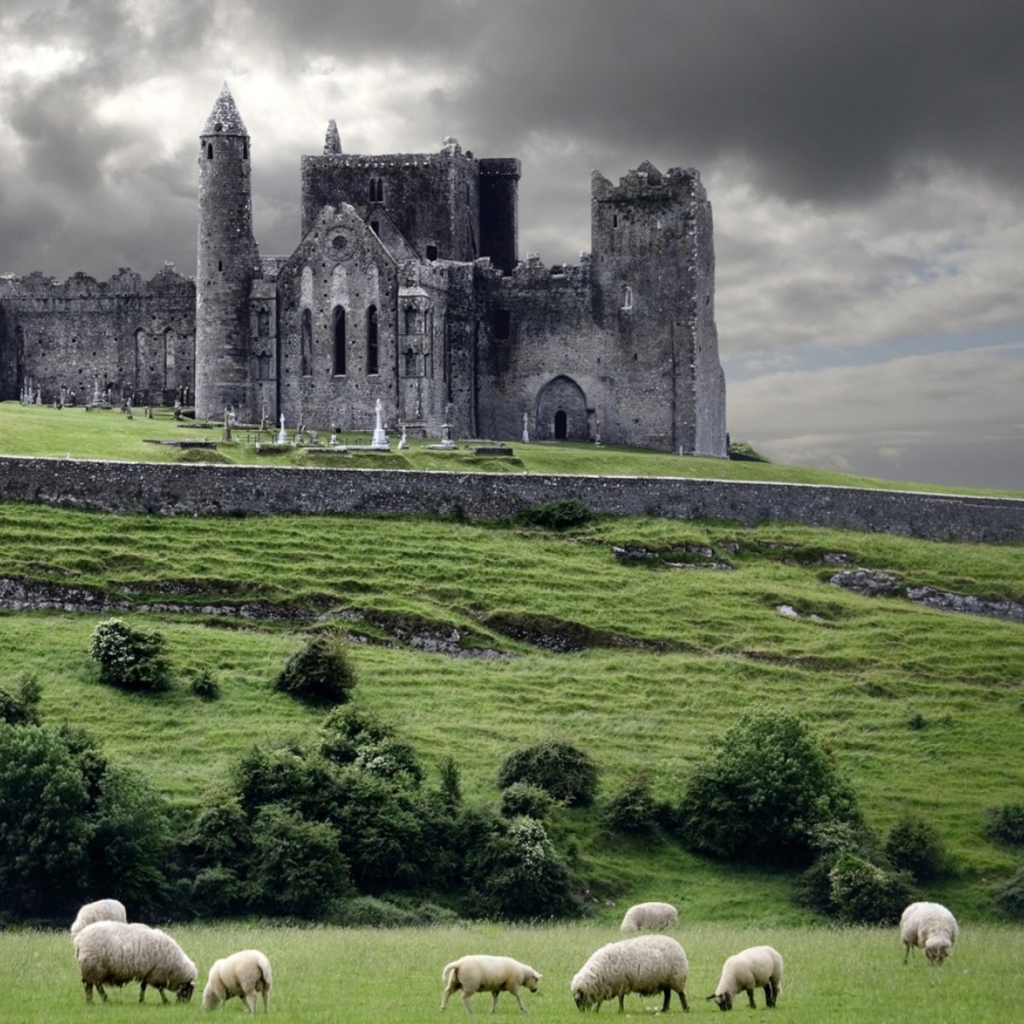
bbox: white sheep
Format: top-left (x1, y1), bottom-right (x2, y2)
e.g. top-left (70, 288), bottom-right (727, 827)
top-left (69, 898), bottom-right (128, 936)
top-left (202, 949), bottom-right (273, 1013)
top-left (619, 901), bottom-right (678, 932)
top-left (707, 945), bottom-right (783, 1011)
top-left (570, 934), bottom-right (689, 1013)
top-left (900, 901), bottom-right (959, 965)
top-left (73, 920), bottom-right (197, 1003)
top-left (440, 954), bottom-right (542, 1013)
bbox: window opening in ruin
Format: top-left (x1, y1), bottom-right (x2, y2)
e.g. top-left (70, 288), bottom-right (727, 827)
top-left (165, 328), bottom-right (175, 387)
top-left (554, 410), bottom-right (568, 440)
top-left (368, 177), bottom-right (384, 203)
top-left (612, 214), bottom-right (618, 228)
top-left (367, 305), bottom-right (379, 374)
top-left (218, 260), bottom-right (223, 272)
top-left (405, 347), bottom-right (416, 376)
top-left (370, 221), bottom-right (380, 237)
top-left (301, 309), bottom-right (312, 376)
top-left (426, 244), bottom-right (438, 261)
top-left (207, 143), bottom-right (213, 160)
top-left (333, 306), bottom-right (346, 375)
top-left (258, 308), bottom-right (270, 336)
top-left (493, 309), bottom-right (511, 340)
top-left (243, 140), bottom-right (249, 160)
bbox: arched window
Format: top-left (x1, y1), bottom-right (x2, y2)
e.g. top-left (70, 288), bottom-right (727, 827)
top-left (366, 305), bottom-right (379, 374)
top-left (301, 309), bottom-right (312, 376)
top-left (554, 410), bottom-right (568, 440)
top-left (206, 143), bottom-right (213, 160)
top-left (164, 328), bottom-right (175, 388)
top-left (333, 306), bottom-right (346, 375)
top-left (405, 347), bottom-right (416, 376)
top-left (368, 177), bottom-right (384, 203)
top-left (257, 308), bottom-right (270, 336)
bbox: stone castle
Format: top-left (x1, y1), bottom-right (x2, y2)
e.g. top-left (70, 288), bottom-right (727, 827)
top-left (0, 84), bottom-right (726, 454)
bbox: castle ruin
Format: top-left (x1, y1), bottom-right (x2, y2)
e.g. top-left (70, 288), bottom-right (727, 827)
top-left (1, 84), bottom-right (726, 455)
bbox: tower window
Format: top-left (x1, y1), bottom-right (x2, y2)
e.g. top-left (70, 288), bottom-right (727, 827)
top-left (492, 309), bottom-right (511, 340)
top-left (368, 177), bottom-right (384, 202)
top-left (426, 244), bottom-right (438, 261)
top-left (367, 305), bottom-right (379, 374)
top-left (333, 306), bottom-right (346, 375)
top-left (206, 143), bottom-right (214, 160)
top-left (612, 214), bottom-right (618, 228)
top-left (301, 309), bottom-right (312, 376)
top-left (370, 221), bottom-right (380, 237)
top-left (405, 347), bottom-right (416, 376)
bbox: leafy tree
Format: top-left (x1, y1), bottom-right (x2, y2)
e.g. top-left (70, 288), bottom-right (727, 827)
top-left (677, 707), bottom-right (861, 867)
top-left (500, 782), bottom-right (555, 821)
top-left (88, 618), bottom-right (170, 692)
top-left (827, 853), bottom-right (915, 924)
top-left (275, 632), bottom-right (357, 705)
top-left (884, 813), bottom-right (948, 882)
top-left (602, 772), bottom-right (660, 836)
top-left (319, 705), bottom-right (394, 765)
top-left (0, 677), bottom-right (42, 726)
top-left (992, 865), bottom-right (1024, 918)
top-left (985, 803), bottom-right (1024, 847)
top-left (496, 740), bottom-right (599, 808)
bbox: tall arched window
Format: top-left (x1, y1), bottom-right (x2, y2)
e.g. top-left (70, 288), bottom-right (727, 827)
top-left (333, 306), bottom-right (346, 375)
top-left (405, 347), bottom-right (416, 376)
top-left (164, 328), bottom-right (175, 388)
top-left (301, 309), bottom-right (312, 376)
top-left (366, 305), bottom-right (379, 374)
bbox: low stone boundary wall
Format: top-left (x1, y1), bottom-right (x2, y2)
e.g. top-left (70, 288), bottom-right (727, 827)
top-left (1, 455), bottom-right (1022, 543)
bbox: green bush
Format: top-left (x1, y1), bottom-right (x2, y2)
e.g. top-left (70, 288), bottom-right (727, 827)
top-left (828, 853), bottom-right (915, 924)
top-left (985, 803), bottom-right (1024, 846)
top-left (275, 632), bottom-right (357, 705)
top-left (992, 864), bottom-right (1024, 918)
top-left (515, 499), bottom-right (593, 530)
top-left (319, 705), bottom-right (394, 764)
top-left (677, 706), bottom-right (862, 867)
top-left (496, 740), bottom-right (599, 808)
top-left (602, 773), bottom-right (660, 835)
top-left (500, 782), bottom-right (555, 820)
top-left (189, 670), bottom-right (220, 701)
top-left (0, 677), bottom-right (41, 726)
top-left (88, 618), bottom-right (170, 692)
top-left (884, 813), bottom-right (948, 882)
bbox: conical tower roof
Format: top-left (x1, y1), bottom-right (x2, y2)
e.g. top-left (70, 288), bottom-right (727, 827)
top-left (202, 82), bottom-right (248, 137)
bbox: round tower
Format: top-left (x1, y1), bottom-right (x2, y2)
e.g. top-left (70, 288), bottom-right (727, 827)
top-left (195, 83), bottom-right (258, 421)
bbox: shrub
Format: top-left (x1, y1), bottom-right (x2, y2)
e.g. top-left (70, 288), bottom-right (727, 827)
top-left (189, 670), bottom-right (220, 701)
top-left (353, 739), bottom-right (424, 786)
top-left (437, 755), bottom-right (462, 808)
top-left (0, 677), bottom-right (41, 726)
top-left (828, 853), bottom-right (915, 924)
top-left (496, 740), bottom-right (599, 808)
top-left (515, 499), bottom-right (593, 530)
top-left (602, 773), bottom-right (660, 836)
top-left (884, 813), bottom-right (948, 882)
top-left (88, 618), bottom-right (170, 692)
top-left (500, 782), bottom-right (555, 820)
top-left (992, 864), bottom-right (1024, 918)
top-left (677, 706), bottom-right (861, 867)
top-left (275, 633), bottom-right (357, 705)
top-left (319, 705), bottom-right (394, 764)
top-left (985, 803), bottom-right (1024, 846)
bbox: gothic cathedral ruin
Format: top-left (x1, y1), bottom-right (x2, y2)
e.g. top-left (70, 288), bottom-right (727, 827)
top-left (2, 84), bottom-right (726, 455)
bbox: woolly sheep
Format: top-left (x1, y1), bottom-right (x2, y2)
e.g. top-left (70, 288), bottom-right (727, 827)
top-left (440, 954), bottom-right (542, 1013)
top-left (70, 898), bottom-right (128, 937)
top-left (73, 920), bottom-right (197, 1004)
top-left (619, 901), bottom-right (678, 932)
top-left (707, 945), bottom-right (783, 1011)
top-left (900, 901), bottom-right (959, 966)
top-left (570, 934), bottom-right (689, 1013)
top-left (202, 949), bottom-right (273, 1013)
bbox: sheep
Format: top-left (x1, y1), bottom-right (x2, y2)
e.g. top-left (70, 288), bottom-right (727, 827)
top-left (619, 901), bottom-right (679, 933)
top-left (707, 945), bottom-right (783, 1011)
top-left (570, 934), bottom-right (689, 1013)
top-left (69, 898), bottom-right (128, 937)
top-left (900, 901), bottom-right (959, 966)
top-left (73, 920), bottom-right (197, 1004)
top-left (202, 949), bottom-right (273, 1013)
top-left (440, 954), bottom-right (542, 1013)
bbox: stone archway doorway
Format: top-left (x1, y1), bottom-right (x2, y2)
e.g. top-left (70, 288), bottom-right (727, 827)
top-left (535, 375), bottom-right (588, 441)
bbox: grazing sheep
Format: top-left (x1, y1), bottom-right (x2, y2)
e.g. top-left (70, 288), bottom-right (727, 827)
top-left (73, 920), bottom-right (197, 1004)
top-left (900, 901), bottom-right (959, 966)
top-left (619, 901), bottom-right (679, 932)
top-left (203, 949), bottom-right (273, 1013)
top-left (707, 946), bottom-right (783, 1011)
top-left (440, 954), bottom-right (542, 1013)
top-left (570, 934), bottom-right (689, 1013)
top-left (70, 898), bottom-right (128, 937)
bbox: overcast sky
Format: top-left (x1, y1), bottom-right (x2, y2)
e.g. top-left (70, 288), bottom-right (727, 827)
top-left (2, 0), bottom-right (1022, 491)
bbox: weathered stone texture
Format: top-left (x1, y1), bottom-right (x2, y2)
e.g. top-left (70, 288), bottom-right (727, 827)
top-left (1, 456), bottom-right (1021, 544)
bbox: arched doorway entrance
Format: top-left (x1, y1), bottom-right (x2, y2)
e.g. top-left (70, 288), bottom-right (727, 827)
top-left (535, 376), bottom-right (588, 441)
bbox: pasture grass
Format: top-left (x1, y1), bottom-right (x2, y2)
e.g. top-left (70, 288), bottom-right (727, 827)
top-left (3, 400), bottom-right (1022, 495)
top-left (3, 922), bottom-right (1021, 1023)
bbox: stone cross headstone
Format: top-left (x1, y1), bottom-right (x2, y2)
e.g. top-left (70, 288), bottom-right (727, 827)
top-left (277, 413), bottom-right (287, 445)
top-left (522, 411), bottom-right (530, 443)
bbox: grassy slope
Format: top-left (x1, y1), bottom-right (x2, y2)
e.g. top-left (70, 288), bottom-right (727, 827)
top-left (1, 400), bottom-right (1023, 925)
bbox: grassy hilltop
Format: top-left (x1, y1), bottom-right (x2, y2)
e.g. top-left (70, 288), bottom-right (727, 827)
top-left (1, 400), bottom-right (1023, 927)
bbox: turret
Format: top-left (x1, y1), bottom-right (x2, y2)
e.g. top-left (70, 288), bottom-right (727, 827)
top-left (195, 83), bottom-right (258, 421)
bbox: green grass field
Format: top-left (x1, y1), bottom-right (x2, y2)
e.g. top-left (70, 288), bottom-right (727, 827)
top-left (1, 398), bottom-right (1023, 929)
top-left (3, 921), bottom-right (1020, 1023)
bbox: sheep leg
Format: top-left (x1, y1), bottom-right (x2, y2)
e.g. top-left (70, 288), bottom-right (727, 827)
top-left (246, 991), bottom-right (257, 1013)
top-left (661, 987), bottom-right (672, 1012)
top-left (746, 988), bottom-right (757, 1009)
top-left (139, 980), bottom-right (147, 1003)
top-left (460, 991), bottom-right (475, 1013)
top-left (513, 990), bottom-right (529, 1013)
top-left (440, 976), bottom-right (458, 1011)
top-left (676, 988), bottom-right (690, 1012)
top-left (764, 981), bottom-right (777, 1008)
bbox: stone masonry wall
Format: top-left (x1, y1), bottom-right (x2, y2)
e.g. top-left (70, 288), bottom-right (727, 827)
top-left (1, 455), bottom-right (1021, 544)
